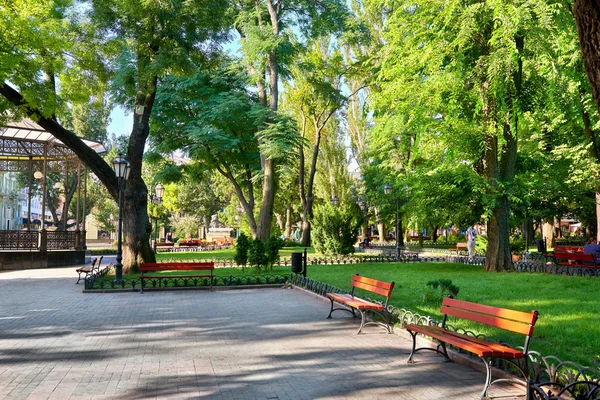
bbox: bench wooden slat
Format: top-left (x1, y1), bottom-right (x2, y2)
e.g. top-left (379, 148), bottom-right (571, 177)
top-left (351, 280), bottom-right (393, 297)
top-left (406, 324), bottom-right (523, 358)
top-left (440, 305), bottom-right (534, 336)
top-left (351, 275), bottom-right (394, 291)
top-left (443, 297), bottom-right (537, 325)
top-left (326, 293), bottom-right (385, 310)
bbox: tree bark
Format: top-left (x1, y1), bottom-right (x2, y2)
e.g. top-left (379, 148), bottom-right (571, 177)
top-left (378, 222), bottom-right (385, 242)
top-left (284, 206), bottom-right (292, 238)
top-left (542, 219), bottom-right (555, 251)
top-left (573, 0), bottom-right (600, 115)
top-left (121, 70), bottom-right (158, 272)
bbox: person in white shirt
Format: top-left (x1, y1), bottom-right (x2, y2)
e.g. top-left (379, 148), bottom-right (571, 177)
top-left (466, 226), bottom-right (477, 258)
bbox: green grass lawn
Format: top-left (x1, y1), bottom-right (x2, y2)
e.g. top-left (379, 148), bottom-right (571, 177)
top-left (302, 262), bottom-right (599, 368)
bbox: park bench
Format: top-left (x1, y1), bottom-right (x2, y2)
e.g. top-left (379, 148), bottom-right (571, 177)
top-left (156, 242), bottom-right (174, 247)
top-left (139, 261), bottom-right (214, 293)
top-left (553, 251), bottom-right (599, 268)
top-left (452, 242), bottom-right (468, 254)
top-left (404, 296), bottom-right (539, 399)
top-left (326, 274), bottom-right (395, 334)
top-left (75, 256), bottom-right (103, 284)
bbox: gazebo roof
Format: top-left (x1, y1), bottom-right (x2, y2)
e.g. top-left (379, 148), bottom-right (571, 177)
top-left (0, 118), bottom-right (106, 153)
top-left (0, 118), bottom-right (106, 172)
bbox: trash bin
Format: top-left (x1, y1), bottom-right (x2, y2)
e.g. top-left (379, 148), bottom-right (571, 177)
top-left (291, 252), bottom-right (303, 274)
top-left (536, 239), bottom-right (546, 253)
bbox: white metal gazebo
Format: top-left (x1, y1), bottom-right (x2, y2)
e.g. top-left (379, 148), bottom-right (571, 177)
top-left (0, 118), bottom-right (106, 269)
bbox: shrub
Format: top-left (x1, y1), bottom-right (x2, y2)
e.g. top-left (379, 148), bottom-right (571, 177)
top-left (311, 202), bottom-right (362, 255)
top-left (234, 233), bottom-right (250, 268)
top-left (248, 238), bottom-right (267, 273)
top-left (265, 235), bottom-right (283, 270)
top-left (423, 279), bottom-right (460, 304)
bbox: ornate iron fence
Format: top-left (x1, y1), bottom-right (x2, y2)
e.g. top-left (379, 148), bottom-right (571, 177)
top-left (290, 274), bottom-right (600, 399)
top-left (46, 231), bottom-right (76, 250)
top-left (84, 264), bottom-right (289, 290)
top-left (0, 230), bottom-right (39, 249)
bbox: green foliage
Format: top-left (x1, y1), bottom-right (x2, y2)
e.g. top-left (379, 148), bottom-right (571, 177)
top-left (248, 238), bottom-right (267, 273)
top-left (169, 215), bottom-right (199, 239)
top-left (312, 202), bottom-right (362, 255)
top-left (265, 235), bottom-right (284, 270)
top-left (423, 279), bottom-right (460, 304)
top-left (234, 233), bottom-right (250, 268)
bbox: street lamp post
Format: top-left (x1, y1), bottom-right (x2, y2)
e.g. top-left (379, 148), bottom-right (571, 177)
top-left (359, 200), bottom-right (368, 242)
top-left (384, 184), bottom-right (409, 259)
top-left (383, 184), bottom-right (400, 259)
top-left (151, 183), bottom-right (164, 254)
top-left (112, 154), bottom-right (130, 284)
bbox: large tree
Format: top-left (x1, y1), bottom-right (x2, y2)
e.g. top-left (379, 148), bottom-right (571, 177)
top-left (573, 0), bottom-right (600, 114)
top-left (0, 0), bottom-right (228, 270)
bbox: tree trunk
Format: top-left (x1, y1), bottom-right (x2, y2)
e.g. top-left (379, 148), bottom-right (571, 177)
top-left (257, 158), bottom-right (276, 241)
top-left (485, 195), bottom-right (513, 271)
top-left (573, 0), bottom-right (600, 115)
top-left (378, 222), bottom-right (385, 242)
top-left (284, 206), bottom-right (292, 238)
top-left (432, 225), bottom-right (439, 243)
top-left (542, 219), bottom-right (554, 251)
top-left (121, 73), bottom-right (159, 271)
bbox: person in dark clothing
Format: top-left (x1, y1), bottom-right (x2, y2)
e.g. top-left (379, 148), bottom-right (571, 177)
top-left (583, 236), bottom-right (600, 259)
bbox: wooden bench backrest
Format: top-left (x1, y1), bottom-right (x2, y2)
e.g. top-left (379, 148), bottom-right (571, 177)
top-left (441, 297), bottom-right (538, 336)
top-left (140, 262), bottom-right (214, 272)
top-left (554, 252), bottom-right (596, 262)
top-left (554, 246), bottom-right (583, 253)
top-left (456, 243), bottom-right (468, 249)
top-left (350, 274), bottom-right (394, 298)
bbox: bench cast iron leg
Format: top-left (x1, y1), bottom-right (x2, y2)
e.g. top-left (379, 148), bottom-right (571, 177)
top-left (406, 333), bottom-right (452, 364)
top-left (327, 298), bottom-right (335, 319)
top-left (76, 272), bottom-right (82, 284)
top-left (480, 356), bottom-right (492, 399)
top-left (407, 330), bottom-right (418, 363)
top-left (356, 309), bottom-right (366, 334)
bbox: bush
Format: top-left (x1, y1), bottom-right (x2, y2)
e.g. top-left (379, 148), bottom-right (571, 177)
top-left (248, 238), bottom-right (267, 273)
top-left (423, 279), bottom-right (460, 304)
top-left (265, 235), bottom-right (283, 270)
top-left (234, 233), bottom-right (250, 268)
top-left (311, 202), bottom-right (362, 255)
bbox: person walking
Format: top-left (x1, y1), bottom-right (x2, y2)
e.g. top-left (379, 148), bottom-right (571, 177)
top-left (466, 226), bottom-right (477, 259)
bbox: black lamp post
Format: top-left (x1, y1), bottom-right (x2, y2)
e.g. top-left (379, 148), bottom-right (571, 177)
top-left (383, 184), bottom-right (400, 258)
top-left (384, 184), bottom-right (409, 259)
top-left (359, 199), bottom-right (368, 240)
top-left (112, 154), bottom-right (130, 284)
top-left (151, 183), bottom-right (164, 254)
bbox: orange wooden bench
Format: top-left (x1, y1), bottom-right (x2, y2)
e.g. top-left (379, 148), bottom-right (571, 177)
top-left (139, 262), bottom-right (214, 293)
top-left (75, 256), bottom-right (103, 284)
top-left (326, 274), bottom-right (395, 334)
top-left (553, 251), bottom-right (599, 268)
top-left (405, 296), bottom-right (539, 399)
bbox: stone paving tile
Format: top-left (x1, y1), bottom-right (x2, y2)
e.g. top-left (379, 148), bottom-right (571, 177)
top-left (0, 267), bottom-right (525, 399)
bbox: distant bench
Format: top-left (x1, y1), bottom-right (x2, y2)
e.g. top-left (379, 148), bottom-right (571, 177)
top-left (451, 242), bottom-right (468, 254)
top-left (405, 296), bottom-right (538, 399)
top-left (75, 256), bottom-right (103, 284)
top-left (553, 251), bottom-right (599, 268)
top-left (139, 262), bottom-right (215, 293)
top-left (325, 274), bottom-right (395, 334)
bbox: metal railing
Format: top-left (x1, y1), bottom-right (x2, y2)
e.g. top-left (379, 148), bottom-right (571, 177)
top-left (0, 230), bottom-right (39, 249)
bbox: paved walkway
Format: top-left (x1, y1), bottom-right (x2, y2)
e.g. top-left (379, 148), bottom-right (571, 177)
top-left (0, 267), bottom-right (524, 400)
